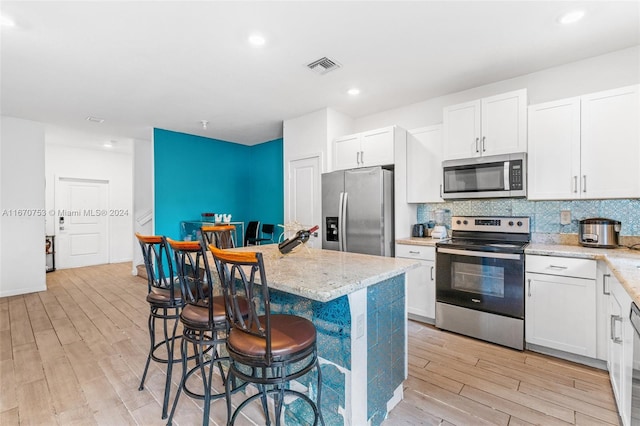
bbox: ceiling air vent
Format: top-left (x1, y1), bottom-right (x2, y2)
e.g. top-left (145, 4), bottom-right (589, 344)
top-left (306, 57), bottom-right (341, 75)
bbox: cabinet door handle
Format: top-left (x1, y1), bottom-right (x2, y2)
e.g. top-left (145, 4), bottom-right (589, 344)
top-left (440, 184), bottom-right (443, 198)
top-left (611, 315), bottom-right (623, 344)
top-left (356, 151), bottom-right (360, 165)
top-left (482, 136), bottom-right (486, 152)
top-left (527, 279), bottom-right (532, 297)
top-left (582, 175), bottom-right (587, 193)
top-left (475, 137), bottom-right (480, 153)
top-left (360, 150), bottom-right (364, 164)
top-left (573, 176), bottom-right (578, 193)
top-left (603, 273), bottom-right (611, 295)
top-left (408, 250), bottom-right (420, 254)
top-left (430, 266), bottom-right (434, 281)
top-left (549, 265), bottom-right (568, 270)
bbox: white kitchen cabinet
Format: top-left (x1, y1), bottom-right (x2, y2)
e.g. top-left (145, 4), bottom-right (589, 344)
top-left (525, 255), bottom-right (597, 357)
top-left (406, 125), bottom-right (442, 203)
top-left (333, 126), bottom-right (396, 171)
top-left (607, 270), bottom-right (633, 426)
top-left (528, 84), bottom-right (640, 200)
top-left (528, 97), bottom-right (581, 200)
top-left (581, 85), bottom-right (640, 199)
top-left (443, 89), bottom-right (527, 160)
top-left (396, 244), bottom-right (435, 323)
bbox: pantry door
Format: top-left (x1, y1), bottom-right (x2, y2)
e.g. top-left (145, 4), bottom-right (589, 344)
top-left (55, 177), bottom-right (109, 268)
top-left (287, 155), bottom-right (321, 248)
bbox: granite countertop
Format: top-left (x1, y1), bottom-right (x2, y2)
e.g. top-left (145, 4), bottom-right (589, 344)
top-left (395, 237), bottom-right (444, 247)
top-left (526, 243), bottom-right (640, 305)
top-left (222, 244), bottom-right (419, 303)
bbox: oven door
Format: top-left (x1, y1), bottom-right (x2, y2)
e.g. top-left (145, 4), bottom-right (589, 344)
top-left (436, 247), bottom-right (525, 319)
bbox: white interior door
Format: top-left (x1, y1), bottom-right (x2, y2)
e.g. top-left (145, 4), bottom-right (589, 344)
top-left (56, 177), bottom-right (109, 268)
top-left (287, 156), bottom-right (321, 248)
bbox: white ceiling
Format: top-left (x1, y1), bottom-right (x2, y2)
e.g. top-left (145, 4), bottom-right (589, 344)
top-left (1, 1), bottom-right (639, 146)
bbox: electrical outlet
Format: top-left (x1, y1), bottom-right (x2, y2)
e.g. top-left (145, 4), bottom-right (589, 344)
top-left (560, 210), bottom-right (572, 225)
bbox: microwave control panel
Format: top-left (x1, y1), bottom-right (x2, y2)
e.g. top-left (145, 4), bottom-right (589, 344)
top-left (509, 160), bottom-right (523, 190)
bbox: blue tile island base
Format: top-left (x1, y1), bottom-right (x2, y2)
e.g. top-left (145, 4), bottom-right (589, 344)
top-left (262, 274), bottom-right (406, 426)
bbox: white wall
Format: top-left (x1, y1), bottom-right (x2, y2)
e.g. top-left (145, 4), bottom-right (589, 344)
top-left (354, 46), bottom-right (640, 132)
top-left (132, 136), bottom-right (153, 271)
top-left (45, 142), bottom-right (134, 264)
top-left (0, 116), bottom-right (46, 297)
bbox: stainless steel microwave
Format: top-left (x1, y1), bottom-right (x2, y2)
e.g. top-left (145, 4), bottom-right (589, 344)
top-left (442, 153), bottom-right (527, 199)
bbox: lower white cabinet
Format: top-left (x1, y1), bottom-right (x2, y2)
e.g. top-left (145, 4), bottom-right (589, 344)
top-left (607, 270), bottom-right (633, 426)
top-left (525, 255), bottom-right (597, 357)
top-left (396, 244), bottom-right (435, 322)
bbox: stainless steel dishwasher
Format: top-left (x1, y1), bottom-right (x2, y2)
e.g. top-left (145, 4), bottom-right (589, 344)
top-left (629, 302), bottom-right (640, 424)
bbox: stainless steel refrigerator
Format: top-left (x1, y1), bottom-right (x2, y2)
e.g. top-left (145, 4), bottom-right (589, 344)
top-left (322, 166), bottom-right (394, 257)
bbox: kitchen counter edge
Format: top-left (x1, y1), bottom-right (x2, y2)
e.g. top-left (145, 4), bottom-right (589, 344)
top-left (396, 237), bottom-right (443, 247)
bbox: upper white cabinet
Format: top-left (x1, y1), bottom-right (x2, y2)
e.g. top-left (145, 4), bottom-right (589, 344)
top-left (443, 89), bottom-right (527, 160)
top-left (333, 126), bottom-right (396, 171)
top-left (528, 85), bottom-right (640, 200)
top-left (528, 97), bottom-right (581, 200)
top-left (581, 85), bottom-right (640, 199)
top-left (406, 125), bottom-right (443, 203)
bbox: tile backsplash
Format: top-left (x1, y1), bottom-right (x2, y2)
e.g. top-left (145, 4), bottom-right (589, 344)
top-left (417, 199), bottom-right (640, 236)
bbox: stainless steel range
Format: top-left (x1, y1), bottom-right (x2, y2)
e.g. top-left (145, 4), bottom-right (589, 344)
top-left (435, 216), bottom-right (530, 350)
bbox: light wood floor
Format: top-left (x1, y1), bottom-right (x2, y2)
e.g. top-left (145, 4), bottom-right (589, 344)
top-left (0, 263), bottom-right (620, 425)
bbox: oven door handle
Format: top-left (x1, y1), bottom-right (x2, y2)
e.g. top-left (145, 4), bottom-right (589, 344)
top-left (437, 247), bottom-right (522, 260)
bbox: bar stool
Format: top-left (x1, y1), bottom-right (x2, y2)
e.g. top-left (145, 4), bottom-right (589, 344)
top-left (209, 245), bottom-right (324, 426)
top-left (201, 224), bottom-right (236, 249)
top-left (165, 238), bottom-right (249, 426)
top-left (135, 233), bottom-right (183, 419)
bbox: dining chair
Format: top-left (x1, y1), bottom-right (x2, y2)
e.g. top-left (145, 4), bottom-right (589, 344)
top-left (135, 233), bottom-right (183, 419)
top-left (209, 245), bottom-right (324, 426)
top-left (165, 238), bottom-right (249, 426)
top-left (244, 221), bottom-right (260, 246)
top-left (247, 223), bottom-right (275, 245)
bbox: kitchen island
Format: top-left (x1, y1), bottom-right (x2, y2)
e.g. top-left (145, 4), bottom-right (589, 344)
top-left (217, 244), bottom-right (419, 426)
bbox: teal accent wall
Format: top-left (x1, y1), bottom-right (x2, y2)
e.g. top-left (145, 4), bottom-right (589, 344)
top-left (416, 199), bottom-right (640, 236)
top-left (153, 128), bottom-right (284, 240)
top-left (247, 138), bottom-right (284, 239)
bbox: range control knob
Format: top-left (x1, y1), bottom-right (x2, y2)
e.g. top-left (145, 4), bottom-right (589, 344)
top-left (463, 220), bottom-right (468, 225)
top-left (517, 221), bottom-right (523, 227)
top-left (508, 221), bottom-right (514, 226)
top-left (456, 220), bottom-right (462, 225)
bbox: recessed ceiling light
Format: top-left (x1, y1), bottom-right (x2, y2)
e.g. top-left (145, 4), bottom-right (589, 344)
top-left (347, 88), bottom-right (361, 96)
top-left (0, 14), bottom-right (16, 27)
top-left (86, 116), bottom-right (104, 123)
top-left (248, 34), bottom-right (266, 47)
top-left (559, 10), bottom-right (585, 25)
top-left (103, 141), bottom-right (115, 148)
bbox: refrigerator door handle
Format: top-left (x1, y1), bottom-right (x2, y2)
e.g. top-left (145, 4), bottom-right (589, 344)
top-left (338, 192), bottom-right (344, 251)
top-left (341, 192), bottom-right (348, 251)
